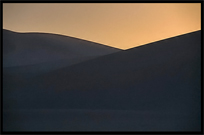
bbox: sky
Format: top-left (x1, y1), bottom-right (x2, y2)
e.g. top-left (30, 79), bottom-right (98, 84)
top-left (3, 3), bottom-right (201, 49)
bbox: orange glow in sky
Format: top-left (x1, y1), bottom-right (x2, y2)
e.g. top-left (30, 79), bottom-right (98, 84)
top-left (3, 3), bottom-right (201, 49)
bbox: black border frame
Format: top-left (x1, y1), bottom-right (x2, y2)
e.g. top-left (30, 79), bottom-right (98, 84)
top-left (0, 1), bottom-right (203, 135)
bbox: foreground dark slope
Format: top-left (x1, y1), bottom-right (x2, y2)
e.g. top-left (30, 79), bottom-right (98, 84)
top-left (3, 29), bottom-right (121, 67)
top-left (9, 30), bottom-right (201, 111)
top-left (3, 31), bottom-right (201, 131)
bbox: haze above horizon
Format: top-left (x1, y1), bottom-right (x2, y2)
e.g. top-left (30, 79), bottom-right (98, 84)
top-left (3, 3), bottom-right (201, 49)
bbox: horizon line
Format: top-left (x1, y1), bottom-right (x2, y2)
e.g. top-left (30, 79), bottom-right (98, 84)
top-left (3, 28), bottom-right (201, 50)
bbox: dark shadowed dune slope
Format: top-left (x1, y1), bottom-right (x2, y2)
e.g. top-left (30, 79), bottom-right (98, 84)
top-left (3, 29), bottom-right (121, 67)
top-left (8, 30), bottom-right (201, 111)
top-left (3, 30), bottom-right (201, 131)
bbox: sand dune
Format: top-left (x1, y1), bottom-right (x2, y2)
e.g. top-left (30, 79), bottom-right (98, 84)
top-left (27, 30), bottom-right (201, 111)
top-left (3, 29), bottom-right (121, 67)
top-left (3, 30), bottom-right (201, 131)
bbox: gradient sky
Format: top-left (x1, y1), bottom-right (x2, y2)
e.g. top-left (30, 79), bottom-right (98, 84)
top-left (3, 3), bottom-right (201, 49)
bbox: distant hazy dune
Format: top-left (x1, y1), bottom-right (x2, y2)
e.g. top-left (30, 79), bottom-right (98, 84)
top-left (3, 29), bottom-right (121, 67)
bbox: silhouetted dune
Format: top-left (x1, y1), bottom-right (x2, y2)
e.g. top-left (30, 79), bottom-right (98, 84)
top-left (28, 30), bottom-right (201, 110)
top-left (3, 30), bottom-right (201, 131)
top-left (3, 29), bottom-right (121, 81)
top-left (3, 29), bottom-right (121, 67)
